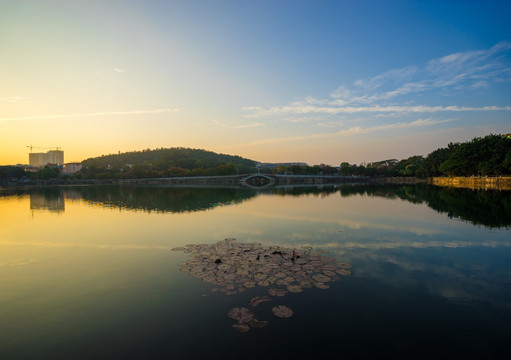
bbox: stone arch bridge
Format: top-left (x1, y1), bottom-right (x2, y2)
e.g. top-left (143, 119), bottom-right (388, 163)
top-left (117, 174), bottom-right (370, 188)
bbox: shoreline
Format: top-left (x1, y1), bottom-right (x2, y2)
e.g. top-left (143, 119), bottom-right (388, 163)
top-left (430, 176), bottom-right (511, 191)
top-left (2, 175), bottom-right (510, 190)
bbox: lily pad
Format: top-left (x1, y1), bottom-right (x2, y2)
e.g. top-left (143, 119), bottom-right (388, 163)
top-left (314, 282), bottom-right (330, 289)
top-left (312, 274), bottom-right (331, 283)
top-left (336, 268), bottom-right (352, 276)
top-left (247, 318), bottom-right (269, 328)
top-left (287, 284), bottom-right (303, 293)
top-left (227, 307), bottom-right (254, 323)
top-left (242, 281), bottom-right (257, 288)
top-left (249, 296), bottom-right (272, 307)
top-left (177, 238), bottom-right (353, 309)
top-left (268, 288), bottom-right (288, 297)
top-left (336, 262), bottom-right (352, 269)
top-left (322, 270), bottom-right (337, 277)
top-left (232, 323), bottom-right (250, 333)
top-left (272, 305), bottom-right (294, 318)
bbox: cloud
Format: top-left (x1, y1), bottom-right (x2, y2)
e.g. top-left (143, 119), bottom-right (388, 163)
top-left (210, 119), bottom-right (265, 129)
top-left (0, 108), bottom-right (179, 122)
top-left (245, 104), bottom-right (511, 116)
top-left (228, 118), bottom-right (456, 147)
top-left (113, 68), bottom-right (124, 73)
top-left (244, 41), bottom-right (511, 121)
top-left (0, 96), bottom-right (31, 103)
top-left (353, 65), bottom-right (418, 91)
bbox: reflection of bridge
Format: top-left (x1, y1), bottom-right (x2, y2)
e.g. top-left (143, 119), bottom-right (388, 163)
top-left (116, 174), bottom-right (370, 188)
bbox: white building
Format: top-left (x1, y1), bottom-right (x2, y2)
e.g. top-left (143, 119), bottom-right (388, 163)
top-left (62, 163), bottom-right (82, 175)
top-left (29, 150), bottom-right (64, 167)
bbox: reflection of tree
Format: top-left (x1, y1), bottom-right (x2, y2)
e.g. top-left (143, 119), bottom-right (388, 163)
top-left (75, 186), bottom-right (258, 213)
top-left (407, 185), bottom-right (511, 229)
top-left (1, 184), bottom-right (509, 228)
top-left (330, 184), bottom-right (511, 229)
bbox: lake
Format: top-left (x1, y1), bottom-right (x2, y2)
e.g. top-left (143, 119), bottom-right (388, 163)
top-left (1, 184), bottom-right (510, 359)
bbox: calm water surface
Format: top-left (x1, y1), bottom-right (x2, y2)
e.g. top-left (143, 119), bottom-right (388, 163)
top-left (0, 185), bottom-right (510, 359)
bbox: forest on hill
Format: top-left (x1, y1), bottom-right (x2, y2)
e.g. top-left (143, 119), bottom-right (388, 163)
top-left (78, 147), bottom-right (257, 179)
top-left (335, 134), bottom-right (511, 178)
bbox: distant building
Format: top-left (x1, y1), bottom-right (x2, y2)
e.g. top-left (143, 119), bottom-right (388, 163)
top-left (29, 150), bottom-right (64, 167)
top-left (28, 153), bottom-right (45, 167)
top-left (256, 162), bottom-right (308, 169)
top-left (62, 163), bottom-right (82, 175)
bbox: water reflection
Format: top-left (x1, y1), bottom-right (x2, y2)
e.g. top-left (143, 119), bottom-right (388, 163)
top-left (30, 192), bottom-right (65, 213)
top-left (1, 184), bottom-right (510, 228)
top-left (0, 184), bottom-right (509, 358)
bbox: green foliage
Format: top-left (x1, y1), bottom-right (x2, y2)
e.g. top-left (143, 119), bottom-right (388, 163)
top-left (78, 147), bottom-right (257, 179)
top-left (0, 166), bottom-right (27, 179)
top-left (32, 166), bottom-right (61, 180)
top-left (339, 134), bottom-right (511, 178)
top-left (259, 164), bottom-right (335, 175)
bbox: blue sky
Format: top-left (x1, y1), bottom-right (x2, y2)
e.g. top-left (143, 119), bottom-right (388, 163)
top-left (1, 0), bottom-right (510, 165)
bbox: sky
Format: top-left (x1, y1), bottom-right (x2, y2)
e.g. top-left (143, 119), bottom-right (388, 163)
top-left (1, 0), bottom-right (510, 166)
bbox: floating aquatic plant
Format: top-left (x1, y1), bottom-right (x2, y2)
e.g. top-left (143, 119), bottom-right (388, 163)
top-left (227, 307), bottom-right (254, 323)
top-left (249, 296), bottom-right (272, 307)
top-left (314, 282), bottom-right (330, 290)
top-left (286, 285), bottom-right (303, 293)
top-left (268, 288), bottom-right (288, 297)
top-left (232, 323), bottom-right (250, 333)
top-left (176, 238), bottom-right (353, 332)
top-left (247, 318), bottom-right (268, 328)
top-left (272, 305), bottom-right (294, 318)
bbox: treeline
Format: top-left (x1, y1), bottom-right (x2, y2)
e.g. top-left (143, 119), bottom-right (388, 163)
top-left (1, 134), bottom-right (509, 181)
top-left (0, 166), bottom-right (26, 179)
top-left (0, 165), bottom-right (64, 180)
top-left (260, 163), bottom-right (337, 175)
top-left (337, 134), bottom-right (511, 178)
top-left (78, 147), bottom-right (257, 179)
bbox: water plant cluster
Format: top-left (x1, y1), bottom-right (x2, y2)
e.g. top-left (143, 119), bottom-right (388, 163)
top-left (173, 238), bottom-right (352, 332)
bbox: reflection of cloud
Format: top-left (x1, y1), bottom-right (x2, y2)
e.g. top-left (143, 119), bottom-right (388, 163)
top-left (354, 251), bottom-right (511, 308)
top-left (237, 209), bottom-right (444, 236)
top-left (0, 241), bottom-right (170, 251)
top-left (340, 240), bottom-right (511, 250)
top-left (0, 258), bottom-right (36, 267)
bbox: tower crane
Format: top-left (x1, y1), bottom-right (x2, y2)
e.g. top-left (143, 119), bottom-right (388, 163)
top-left (27, 145), bottom-right (62, 153)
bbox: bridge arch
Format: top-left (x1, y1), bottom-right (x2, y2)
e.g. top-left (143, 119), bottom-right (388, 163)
top-left (239, 174), bottom-right (275, 188)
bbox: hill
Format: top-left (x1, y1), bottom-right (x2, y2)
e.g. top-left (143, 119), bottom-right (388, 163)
top-left (79, 147), bottom-right (257, 179)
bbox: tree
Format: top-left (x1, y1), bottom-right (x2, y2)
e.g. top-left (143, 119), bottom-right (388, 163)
top-left (339, 162), bottom-right (352, 176)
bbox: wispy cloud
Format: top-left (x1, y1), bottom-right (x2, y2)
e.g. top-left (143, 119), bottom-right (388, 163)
top-left (210, 119), bottom-right (265, 129)
top-left (246, 104), bottom-right (510, 117)
top-left (113, 68), bottom-right (124, 73)
top-left (0, 108), bottom-right (178, 122)
top-left (244, 41), bottom-right (511, 121)
top-left (228, 118), bottom-right (456, 147)
top-left (0, 96), bottom-right (32, 103)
